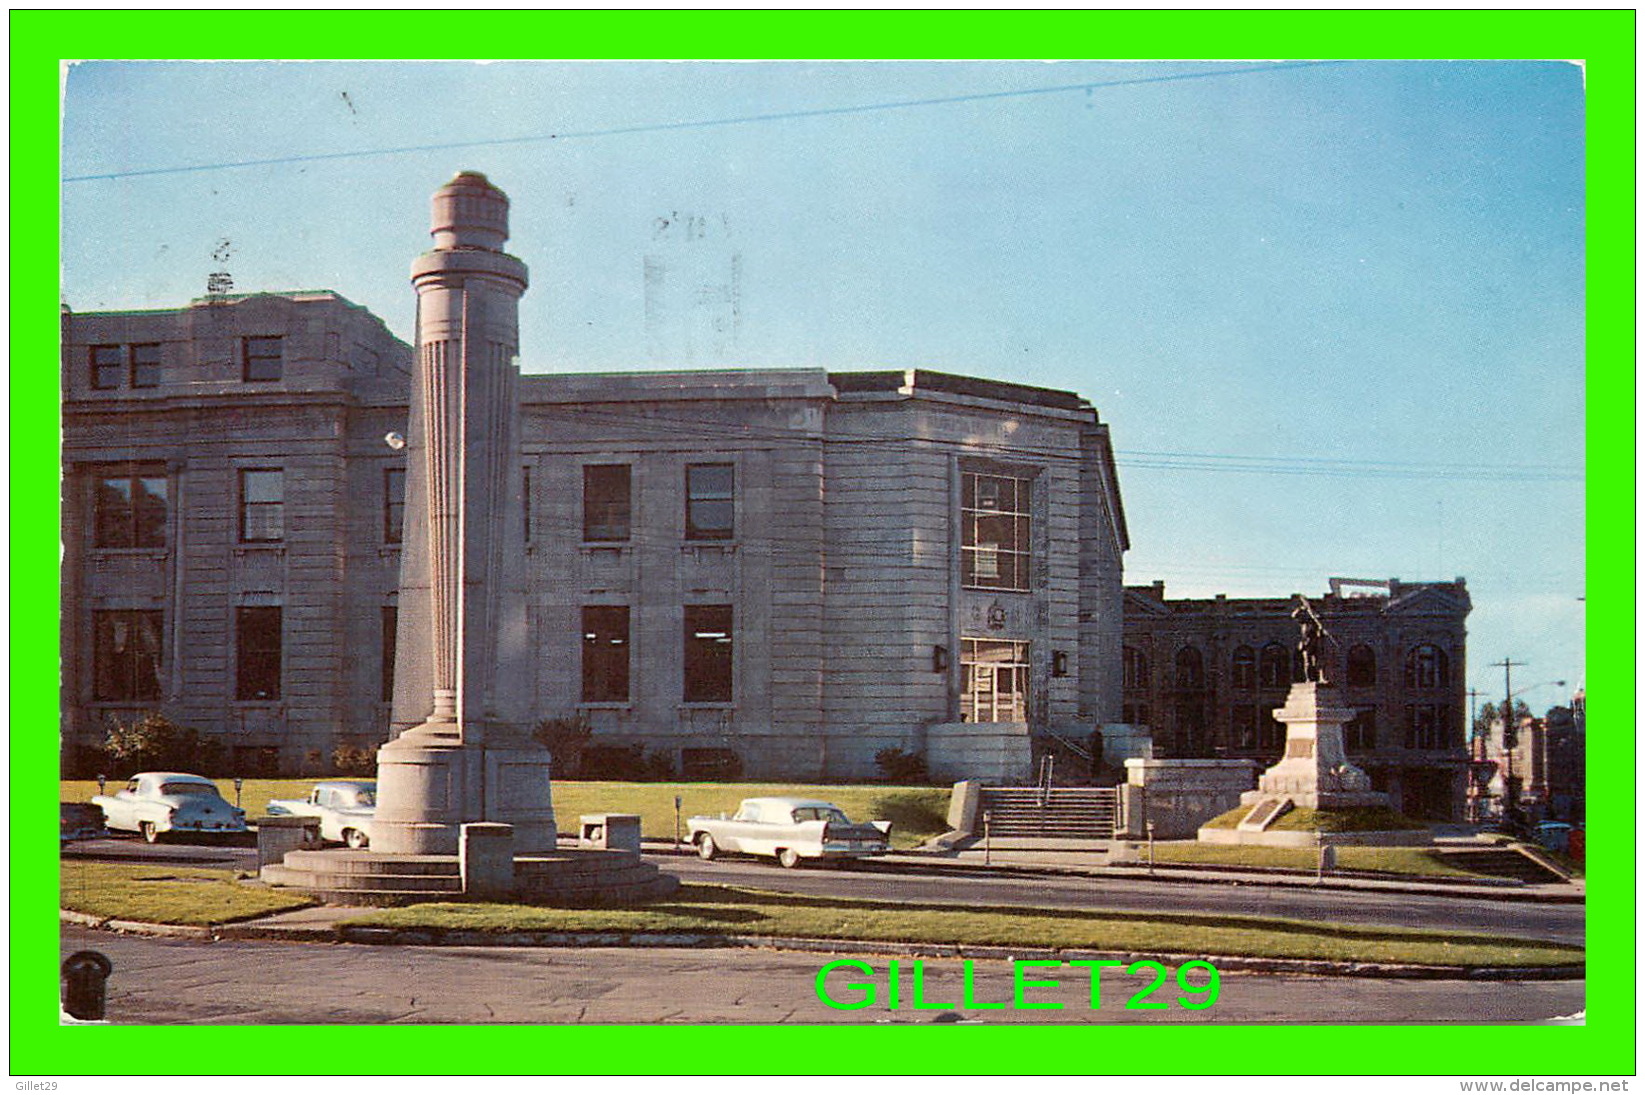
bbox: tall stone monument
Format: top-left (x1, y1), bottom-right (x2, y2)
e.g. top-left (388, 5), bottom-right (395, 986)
top-left (373, 171), bottom-right (556, 855)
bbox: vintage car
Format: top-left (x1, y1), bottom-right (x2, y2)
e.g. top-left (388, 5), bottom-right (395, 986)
top-left (266, 780), bottom-right (376, 848)
top-left (60, 802), bottom-right (107, 845)
top-left (688, 797), bottom-right (891, 868)
top-left (91, 772), bottom-right (248, 843)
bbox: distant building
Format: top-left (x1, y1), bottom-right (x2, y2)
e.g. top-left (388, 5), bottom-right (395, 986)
top-left (61, 292), bottom-right (1129, 782)
top-left (1121, 577), bottom-right (1472, 819)
top-left (1473, 691), bottom-right (1585, 824)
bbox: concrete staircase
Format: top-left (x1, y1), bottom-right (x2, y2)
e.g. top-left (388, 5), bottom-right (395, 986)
top-left (262, 847), bottom-right (679, 907)
top-left (1432, 844), bottom-right (1570, 884)
top-left (977, 786), bottom-right (1118, 840)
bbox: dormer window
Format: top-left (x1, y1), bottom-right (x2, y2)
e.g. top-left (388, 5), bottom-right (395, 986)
top-left (242, 336), bottom-right (283, 382)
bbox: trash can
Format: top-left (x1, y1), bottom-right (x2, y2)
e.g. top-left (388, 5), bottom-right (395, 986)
top-left (62, 950), bottom-right (113, 1021)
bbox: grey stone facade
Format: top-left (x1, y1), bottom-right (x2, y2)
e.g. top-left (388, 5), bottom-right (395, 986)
top-left (62, 293), bottom-right (1129, 781)
top-left (1120, 577), bottom-right (1471, 819)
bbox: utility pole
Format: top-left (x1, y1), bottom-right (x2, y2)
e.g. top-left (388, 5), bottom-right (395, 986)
top-left (1466, 687), bottom-right (1485, 822)
top-left (1491, 658), bottom-right (1527, 828)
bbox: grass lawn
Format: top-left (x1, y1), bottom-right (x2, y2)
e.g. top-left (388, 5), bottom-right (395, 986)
top-left (59, 861), bottom-right (316, 925)
top-left (1144, 842), bottom-right (1490, 879)
top-left (342, 883), bottom-right (1582, 968)
top-left (60, 779), bottom-right (952, 848)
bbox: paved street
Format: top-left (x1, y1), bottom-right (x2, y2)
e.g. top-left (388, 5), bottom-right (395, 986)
top-left (61, 839), bottom-right (1584, 947)
top-left (61, 926), bottom-right (1583, 1026)
top-left (667, 858), bottom-right (1585, 945)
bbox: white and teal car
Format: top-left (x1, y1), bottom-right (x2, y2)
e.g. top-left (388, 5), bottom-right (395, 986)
top-left (91, 772), bottom-right (248, 843)
top-left (266, 780), bottom-right (376, 849)
top-left (688, 797), bottom-right (891, 869)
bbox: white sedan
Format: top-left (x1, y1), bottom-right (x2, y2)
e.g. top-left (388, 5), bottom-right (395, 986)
top-left (688, 797), bottom-right (891, 869)
top-left (266, 780), bottom-right (376, 848)
top-left (91, 772), bottom-right (248, 843)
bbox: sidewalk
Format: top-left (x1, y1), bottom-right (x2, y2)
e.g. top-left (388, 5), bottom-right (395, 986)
top-left (638, 839), bottom-right (1585, 903)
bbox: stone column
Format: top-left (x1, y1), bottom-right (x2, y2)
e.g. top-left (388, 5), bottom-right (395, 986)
top-left (374, 172), bottom-right (556, 855)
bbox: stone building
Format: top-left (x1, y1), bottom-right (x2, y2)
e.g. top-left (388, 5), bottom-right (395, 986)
top-left (1121, 577), bottom-right (1471, 818)
top-left (1472, 690), bottom-right (1585, 824)
top-left (61, 292), bottom-right (1129, 782)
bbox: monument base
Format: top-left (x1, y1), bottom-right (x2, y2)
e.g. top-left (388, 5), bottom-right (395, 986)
top-left (373, 720), bottom-right (556, 855)
top-left (262, 845), bottom-right (680, 907)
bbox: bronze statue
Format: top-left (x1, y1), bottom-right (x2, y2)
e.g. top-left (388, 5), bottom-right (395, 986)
top-left (1291, 595), bottom-right (1333, 684)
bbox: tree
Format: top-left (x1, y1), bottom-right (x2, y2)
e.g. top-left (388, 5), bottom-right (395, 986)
top-left (1472, 699), bottom-right (1533, 744)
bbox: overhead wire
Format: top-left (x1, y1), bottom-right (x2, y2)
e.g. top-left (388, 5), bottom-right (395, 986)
top-left (64, 61), bottom-right (1345, 184)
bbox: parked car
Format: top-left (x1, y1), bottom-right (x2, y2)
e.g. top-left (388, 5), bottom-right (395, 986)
top-left (266, 780), bottom-right (376, 848)
top-left (60, 801), bottom-right (107, 845)
top-left (91, 772), bottom-right (248, 843)
top-left (688, 797), bottom-right (891, 868)
top-left (1533, 821), bottom-right (1573, 854)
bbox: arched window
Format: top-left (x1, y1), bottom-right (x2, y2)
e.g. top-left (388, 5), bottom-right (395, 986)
top-left (1123, 646), bottom-right (1149, 690)
top-left (1259, 643), bottom-right (1288, 689)
top-left (1175, 646), bottom-right (1204, 689)
top-left (1346, 644), bottom-right (1376, 689)
top-left (1231, 646), bottom-right (1256, 691)
top-left (1405, 644), bottom-right (1450, 689)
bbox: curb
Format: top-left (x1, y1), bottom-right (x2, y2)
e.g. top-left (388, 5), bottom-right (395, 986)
top-left (61, 910), bottom-right (1583, 981)
top-left (856, 856), bottom-right (1586, 904)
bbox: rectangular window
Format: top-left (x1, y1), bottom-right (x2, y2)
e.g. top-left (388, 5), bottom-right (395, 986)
top-left (962, 472), bottom-right (1030, 591)
top-left (1232, 704), bottom-right (1258, 750)
top-left (582, 605), bottom-right (631, 703)
top-left (92, 610), bottom-right (163, 701)
top-left (1405, 704), bottom-right (1447, 750)
top-left (93, 469), bottom-right (168, 548)
top-left (242, 336), bottom-right (283, 382)
top-left (91, 345), bottom-right (124, 390)
top-left (583, 464), bottom-right (631, 542)
top-left (1346, 709), bottom-right (1377, 751)
top-left (383, 467), bottom-right (406, 544)
top-left (961, 638), bottom-right (1030, 722)
top-left (236, 606), bottom-right (282, 700)
top-left (685, 464), bottom-right (734, 541)
top-left (130, 343), bottom-right (162, 388)
top-left (522, 466), bottom-right (532, 542)
top-left (380, 606), bottom-right (397, 703)
top-left (683, 604), bottom-right (733, 702)
top-left (239, 468), bottom-right (284, 542)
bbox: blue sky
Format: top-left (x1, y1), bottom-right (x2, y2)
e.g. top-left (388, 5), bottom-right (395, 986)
top-left (61, 59), bottom-right (1587, 711)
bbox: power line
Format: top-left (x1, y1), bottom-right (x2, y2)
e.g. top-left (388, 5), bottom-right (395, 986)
top-left (64, 60), bottom-right (1344, 184)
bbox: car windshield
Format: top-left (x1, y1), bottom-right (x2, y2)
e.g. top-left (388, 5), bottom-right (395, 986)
top-left (160, 782), bottom-right (217, 797)
top-left (348, 789), bottom-right (375, 807)
top-left (792, 807), bottom-right (850, 823)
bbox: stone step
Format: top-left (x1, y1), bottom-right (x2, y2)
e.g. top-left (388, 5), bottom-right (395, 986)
top-left (261, 864), bottom-right (461, 892)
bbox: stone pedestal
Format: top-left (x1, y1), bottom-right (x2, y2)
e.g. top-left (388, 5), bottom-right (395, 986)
top-left (1241, 682), bottom-right (1387, 810)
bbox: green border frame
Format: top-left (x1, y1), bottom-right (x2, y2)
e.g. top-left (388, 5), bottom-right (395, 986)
top-left (12, 10), bottom-right (1634, 1076)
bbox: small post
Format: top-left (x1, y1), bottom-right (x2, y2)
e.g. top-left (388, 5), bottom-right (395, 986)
top-left (96, 774), bottom-right (107, 797)
top-left (674, 795), bottom-right (683, 851)
top-left (233, 777), bottom-right (244, 808)
top-left (1316, 841), bottom-right (1336, 883)
top-left (982, 809), bottom-right (992, 867)
top-left (1146, 821), bottom-right (1156, 875)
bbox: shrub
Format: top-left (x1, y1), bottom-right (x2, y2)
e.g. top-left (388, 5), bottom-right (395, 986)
top-left (332, 745), bottom-right (376, 777)
top-left (103, 711), bottom-right (224, 775)
top-left (874, 747), bottom-right (928, 784)
top-left (532, 714), bottom-right (593, 778)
